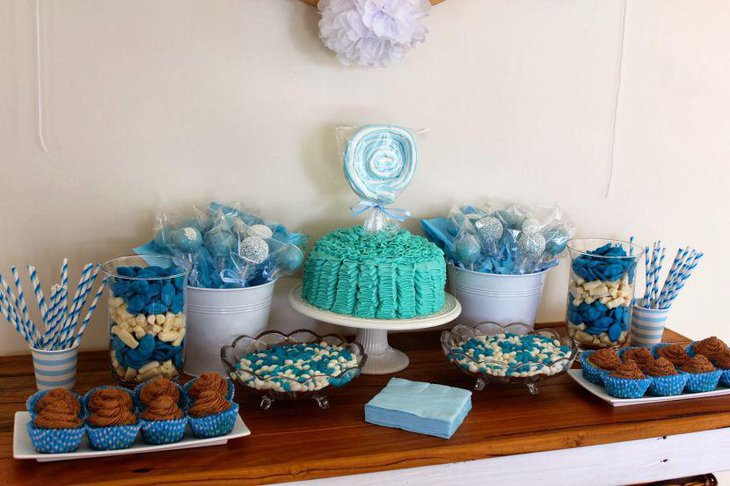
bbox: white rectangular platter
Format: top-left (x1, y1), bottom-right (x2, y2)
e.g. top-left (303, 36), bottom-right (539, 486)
top-left (13, 411), bottom-right (251, 462)
top-left (568, 369), bottom-right (730, 407)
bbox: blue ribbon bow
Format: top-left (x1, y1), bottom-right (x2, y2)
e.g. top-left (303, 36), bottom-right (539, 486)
top-left (350, 200), bottom-right (411, 222)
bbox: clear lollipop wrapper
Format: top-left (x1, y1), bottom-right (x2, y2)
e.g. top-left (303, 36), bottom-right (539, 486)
top-left (135, 202), bottom-right (308, 289)
top-left (336, 124), bottom-right (426, 232)
top-left (421, 199), bottom-right (576, 275)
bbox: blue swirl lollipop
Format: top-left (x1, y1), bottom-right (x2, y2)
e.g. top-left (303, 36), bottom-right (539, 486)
top-left (343, 125), bottom-right (418, 205)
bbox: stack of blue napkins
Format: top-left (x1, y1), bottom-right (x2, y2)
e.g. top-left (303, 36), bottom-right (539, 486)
top-left (364, 378), bottom-right (472, 439)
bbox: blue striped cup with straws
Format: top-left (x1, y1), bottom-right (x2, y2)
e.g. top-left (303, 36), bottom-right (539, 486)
top-left (30, 343), bottom-right (79, 390)
top-left (630, 301), bottom-right (670, 347)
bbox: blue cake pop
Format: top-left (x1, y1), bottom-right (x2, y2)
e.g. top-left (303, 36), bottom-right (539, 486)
top-left (174, 227), bottom-right (203, 253)
top-left (455, 233), bottom-right (481, 267)
top-left (278, 245), bottom-right (304, 272)
top-left (475, 216), bottom-right (503, 244)
top-left (518, 232), bottom-right (546, 259)
top-left (205, 229), bottom-right (236, 258)
top-left (240, 236), bottom-right (269, 264)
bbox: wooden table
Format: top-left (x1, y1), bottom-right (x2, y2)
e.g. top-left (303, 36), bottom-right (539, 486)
top-left (2, 324), bottom-right (730, 485)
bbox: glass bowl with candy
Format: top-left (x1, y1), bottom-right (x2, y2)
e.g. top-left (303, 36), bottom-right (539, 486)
top-left (441, 322), bottom-right (578, 395)
top-left (221, 329), bottom-right (367, 410)
top-left (102, 255), bottom-right (191, 386)
top-left (566, 238), bottom-right (644, 350)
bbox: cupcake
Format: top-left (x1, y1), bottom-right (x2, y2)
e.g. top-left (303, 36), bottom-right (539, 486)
top-left (185, 372), bottom-right (234, 402)
top-left (85, 387), bottom-right (140, 450)
top-left (681, 355), bottom-right (722, 393)
top-left (136, 376), bottom-right (186, 409)
top-left (26, 388), bottom-right (85, 454)
top-left (139, 395), bottom-right (187, 445)
top-left (691, 337), bottom-right (729, 360)
top-left (621, 347), bottom-right (655, 371)
top-left (712, 352), bottom-right (730, 387)
top-left (644, 357), bottom-right (689, 396)
top-left (653, 344), bottom-right (690, 367)
top-left (581, 348), bottom-right (620, 385)
top-left (187, 389), bottom-right (239, 439)
top-left (603, 359), bottom-right (653, 399)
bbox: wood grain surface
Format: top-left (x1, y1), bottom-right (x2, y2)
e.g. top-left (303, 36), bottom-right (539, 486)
top-left (3, 324), bottom-right (729, 485)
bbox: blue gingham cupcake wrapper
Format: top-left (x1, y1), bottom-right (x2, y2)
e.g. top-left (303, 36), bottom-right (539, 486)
top-left (580, 352), bottom-right (608, 386)
top-left (183, 378), bottom-right (235, 402)
top-left (647, 372), bottom-right (689, 397)
top-left (133, 380), bottom-right (189, 411)
top-left (87, 422), bottom-right (141, 451)
top-left (684, 370), bottom-right (722, 393)
top-left (26, 389), bottom-right (85, 420)
top-left (82, 386), bottom-right (138, 411)
top-left (189, 402), bottom-right (239, 439)
top-left (139, 417), bottom-right (188, 445)
top-left (603, 375), bottom-right (653, 399)
top-left (27, 422), bottom-right (85, 454)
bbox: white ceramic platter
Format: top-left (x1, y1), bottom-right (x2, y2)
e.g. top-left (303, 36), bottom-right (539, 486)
top-left (13, 411), bottom-right (251, 462)
top-left (568, 369), bottom-right (730, 407)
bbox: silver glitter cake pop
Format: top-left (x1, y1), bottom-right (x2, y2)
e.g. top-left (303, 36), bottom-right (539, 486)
top-left (521, 218), bottom-right (540, 234)
top-left (248, 224), bottom-right (273, 239)
top-left (518, 232), bottom-right (546, 259)
top-left (475, 216), bottom-right (503, 244)
top-left (240, 236), bottom-right (270, 264)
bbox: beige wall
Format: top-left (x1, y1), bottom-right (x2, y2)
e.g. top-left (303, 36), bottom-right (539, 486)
top-left (0, 0), bottom-right (728, 355)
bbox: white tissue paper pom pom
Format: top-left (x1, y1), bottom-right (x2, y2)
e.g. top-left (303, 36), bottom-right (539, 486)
top-left (318, 0), bottom-right (430, 68)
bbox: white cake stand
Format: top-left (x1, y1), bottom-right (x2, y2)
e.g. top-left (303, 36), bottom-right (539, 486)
top-left (288, 285), bottom-right (462, 375)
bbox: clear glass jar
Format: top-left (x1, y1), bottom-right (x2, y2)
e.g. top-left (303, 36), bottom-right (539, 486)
top-left (102, 255), bottom-right (190, 385)
top-left (566, 238), bottom-right (644, 350)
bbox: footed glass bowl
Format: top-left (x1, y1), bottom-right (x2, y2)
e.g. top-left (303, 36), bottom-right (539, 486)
top-left (221, 329), bottom-right (366, 410)
top-left (441, 322), bottom-right (578, 395)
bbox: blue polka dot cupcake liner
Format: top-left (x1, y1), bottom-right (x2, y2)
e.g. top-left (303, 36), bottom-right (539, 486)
top-left (27, 422), bottom-right (86, 454)
top-left (603, 375), bottom-right (652, 399)
top-left (580, 352), bottom-right (608, 386)
top-left (133, 380), bottom-right (189, 411)
top-left (86, 422), bottom-right (141, 451)
top-left (647, 372), bottom-right (689, 397)
top-left (139, 416), bottom-right (188, 445)
top-left (718, 368), bottom-right (730, 387)
top-left (26, 389), bottom-right (85, 420)
top-left (684, 370), bottom-right (722, 393)
top-left (189, 402), bottom-right (239, 439)
top-left (183, 377), bottom-right (235, 401)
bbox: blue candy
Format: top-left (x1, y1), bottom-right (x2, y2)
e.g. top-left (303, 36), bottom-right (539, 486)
top-left (127, 295), bottom-right (147, 314)
top-left (170, 293), bottom-right (184, 314)
top-left (146, 302), bottom-right (168, 315)
top-left (160, 283), bottom-right (175, 307)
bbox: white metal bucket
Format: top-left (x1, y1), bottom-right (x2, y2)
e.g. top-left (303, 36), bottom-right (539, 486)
top-left (447, 264), bottom-right (551, 328)
top-left (185, 280), bottom-right (276, 376)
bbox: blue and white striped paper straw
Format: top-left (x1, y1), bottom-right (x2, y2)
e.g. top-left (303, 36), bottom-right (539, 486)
top-left (55, 263), bottom-right (95, 347)
top-left (0, 285), bottom-right (33, 345)
top-left (69, 277), bottom-right (107, 349)
top-left (9, 266), bottom-right (38, 345)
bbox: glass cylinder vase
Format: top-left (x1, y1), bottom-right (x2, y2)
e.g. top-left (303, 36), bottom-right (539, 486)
top-left (102, 255), bottom-right (190, 386)
top-left (566, 238), bottom-right (643, 350)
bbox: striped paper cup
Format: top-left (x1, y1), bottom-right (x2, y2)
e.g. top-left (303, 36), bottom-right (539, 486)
top-left (31, 344), bottom-right (79, 390)
top-left (630, 304), bottom-right (669, 347)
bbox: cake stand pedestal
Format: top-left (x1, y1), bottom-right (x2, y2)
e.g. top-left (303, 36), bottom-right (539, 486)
top-left (288, 285), bottom-right (461, 375)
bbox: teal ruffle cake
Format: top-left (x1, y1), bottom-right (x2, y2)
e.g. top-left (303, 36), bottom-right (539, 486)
top-left (302, 226), bottom-right (446, 319)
